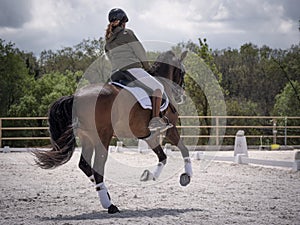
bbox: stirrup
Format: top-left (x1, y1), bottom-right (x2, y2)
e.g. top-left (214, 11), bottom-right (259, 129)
top-left (158, 123), bottom-right (173, 133)
top-left (148, 117), bottom-right (173, 133)
top-left (158, 116), bottom-right (173, 132)
top-left (161, 115), bottom-right (173, 132)
top-left (144, 129), bottom-right (161, 141)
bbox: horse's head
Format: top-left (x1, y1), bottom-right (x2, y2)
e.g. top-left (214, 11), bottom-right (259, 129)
top-left (150, 51), bottom-right (187, 104)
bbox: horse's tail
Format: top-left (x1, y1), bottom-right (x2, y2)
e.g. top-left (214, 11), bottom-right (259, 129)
top-left (32, 95), bottom-right (76, 169)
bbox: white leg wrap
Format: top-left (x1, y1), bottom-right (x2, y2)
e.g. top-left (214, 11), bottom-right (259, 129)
top-left (184, 157), bottom-right (193, 177)
top-left (96, 182), bottom-right (111, 209)
top-left (152, 162), bottom-right (165, 180)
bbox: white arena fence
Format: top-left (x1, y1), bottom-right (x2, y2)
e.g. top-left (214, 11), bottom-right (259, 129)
top-left (0, 117), bottom-right (299, 171)
top-left (1, 116), bottom-right (300, 147)
top-left (1, 138), bottom-right (299, 172)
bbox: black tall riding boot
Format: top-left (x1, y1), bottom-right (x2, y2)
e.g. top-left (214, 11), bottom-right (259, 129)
top-left (148, 89), bottom-right (168, 132)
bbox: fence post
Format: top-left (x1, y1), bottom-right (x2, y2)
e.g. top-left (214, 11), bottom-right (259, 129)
top-left (284, 117), bottom-right (287, 146)
top-left (272, 118), bottom-right (277, 144)
top-left (216, 116), bottom-right (219, 146)
top-left (0, 118), bottom-right (2, 148)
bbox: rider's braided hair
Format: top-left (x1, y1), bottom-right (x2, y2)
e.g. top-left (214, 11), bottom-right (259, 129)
top-left (105, 20), bottom-right (120, 40)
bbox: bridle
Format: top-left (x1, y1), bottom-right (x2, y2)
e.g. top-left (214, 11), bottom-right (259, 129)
top-left (170, 58), bottom-right (186, 104)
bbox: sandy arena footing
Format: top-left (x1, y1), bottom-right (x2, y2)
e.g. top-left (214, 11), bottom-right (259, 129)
top-left (0, 150), bottom-right (299, 225)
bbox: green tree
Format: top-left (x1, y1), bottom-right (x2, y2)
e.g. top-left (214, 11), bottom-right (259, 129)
top-left (20, 51), bottom-right (40, 78)
top-left (39, 38), bottom-right (105, 75)
top-left (184, 38), bottom-right (224, 116)
top-left (272, 81), bottom-right (300, 145)
top-left (213, 43), bottom-right (300, 116)
top-left (273, 81), bottom-right (300, 117)
top-left (175, 38), bottom-right (225, 144)
top-left (0, 39), bottom-right (32, 116)
top-left (9, 70), bottom-right (81, 117)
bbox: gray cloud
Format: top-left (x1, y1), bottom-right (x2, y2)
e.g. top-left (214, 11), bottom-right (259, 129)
top-left (281, 0), bottom-right (300, 20)
top-left (0, 0), bottom-right (32, 28)
top-left (0, 0), bottom-right (298, 55)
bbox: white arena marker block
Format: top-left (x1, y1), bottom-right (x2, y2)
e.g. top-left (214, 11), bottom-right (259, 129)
top-left (235, 154), bottom-right (248, 164)
top-left (293, 150), bottom-right (300, 171)
top-left (108, 146), bottom-right (115, 152)
top-left (116, 141), bottom-right (123, 152)
top-left (195, 151), bottom-right (204, 160)
top-left (3, 146), bottom-right (10, 153)
top-left (163, 143), bottom-right (172, 155)
top-left (138, 140), bottom-right (149, 153)
top-left (293, 161), bottom-right (300, 171)
top-left (234, 130), bottom-right (248, 157)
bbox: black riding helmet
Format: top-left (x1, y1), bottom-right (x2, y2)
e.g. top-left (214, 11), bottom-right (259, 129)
top-left (108, 8), bottom-right (128, 23)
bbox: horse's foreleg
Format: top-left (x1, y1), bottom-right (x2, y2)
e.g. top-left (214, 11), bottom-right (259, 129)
top-left (177, 139), bottom-right (193, 178)
top-left (140, 134), bottom-right (167, 181)
top-left (166, 127), bottom-right (193, 186)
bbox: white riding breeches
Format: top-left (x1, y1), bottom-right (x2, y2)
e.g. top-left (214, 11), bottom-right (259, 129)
top-left (127, 68), bottom-right (164, 93)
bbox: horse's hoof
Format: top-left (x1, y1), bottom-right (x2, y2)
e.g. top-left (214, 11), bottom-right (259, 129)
top-left (108, 204), bottom-right (120, 214)
top-left (140, 169), bottom-right (153, 181)
top-left (180, 173), bottom-right (191, 186)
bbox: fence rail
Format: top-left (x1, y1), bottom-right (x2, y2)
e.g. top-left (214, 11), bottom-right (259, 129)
top-left (0, 116), bottom-right (300, 147)
top-left (0, 117), bottom-right (50, 147)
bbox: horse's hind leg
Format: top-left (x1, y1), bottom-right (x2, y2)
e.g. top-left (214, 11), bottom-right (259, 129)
top-left (140, 134), bottom-right (167, 181)
top-left (92, 133), bottom-right (119, 214)
top-left (165, 126), bottom-right (193, 186)
top-left (78, 136), bottom-right (95, 183)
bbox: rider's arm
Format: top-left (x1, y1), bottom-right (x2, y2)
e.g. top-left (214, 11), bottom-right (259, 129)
top-left (123, 29), bottom-right (151, 71)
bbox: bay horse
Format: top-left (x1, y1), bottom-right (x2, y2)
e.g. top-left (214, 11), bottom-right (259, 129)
top-left (33, 51), bottom-right (192, 214)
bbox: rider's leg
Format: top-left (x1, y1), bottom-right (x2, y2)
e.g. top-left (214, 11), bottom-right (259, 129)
top-left (126, 68), bottom-right (171, 131)
top-left (127, 68), bottom-right (164, 93)
top-left (148, 89), bottom-right (168, 131)
top-left (152, 89), bottom-right (162, 118)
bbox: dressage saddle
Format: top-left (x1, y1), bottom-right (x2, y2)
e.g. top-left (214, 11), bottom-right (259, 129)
top-left (110, 70), bottom-right (168, 104)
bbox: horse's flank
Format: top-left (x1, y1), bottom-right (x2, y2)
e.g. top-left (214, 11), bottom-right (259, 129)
top-left (74, 81), bottom-right (152, 141)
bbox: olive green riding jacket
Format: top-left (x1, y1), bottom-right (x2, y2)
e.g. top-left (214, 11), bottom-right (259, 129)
top-left (105, 26), bottom-right (150, 71)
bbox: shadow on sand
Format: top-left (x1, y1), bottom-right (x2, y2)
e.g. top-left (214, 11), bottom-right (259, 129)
top-left (40, 207), bottom-right (203, 221)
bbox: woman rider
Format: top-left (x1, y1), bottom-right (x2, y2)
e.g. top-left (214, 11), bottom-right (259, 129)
top-left (104, 8), bottom-right (170, 132)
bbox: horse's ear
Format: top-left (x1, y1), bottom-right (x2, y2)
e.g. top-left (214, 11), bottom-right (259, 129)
top-left (180, 50), bottom-right (188, 62)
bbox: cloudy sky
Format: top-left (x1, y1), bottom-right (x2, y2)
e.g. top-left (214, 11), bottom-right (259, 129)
top-left (0, 0), bottom-right (299, 55)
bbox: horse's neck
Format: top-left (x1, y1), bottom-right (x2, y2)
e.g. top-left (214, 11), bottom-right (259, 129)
top-left (155, 77), bottom-right (173, 99)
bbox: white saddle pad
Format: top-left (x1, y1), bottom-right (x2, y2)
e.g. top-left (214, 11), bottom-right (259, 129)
top-left (111, 82), bottom-right (169, 111)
